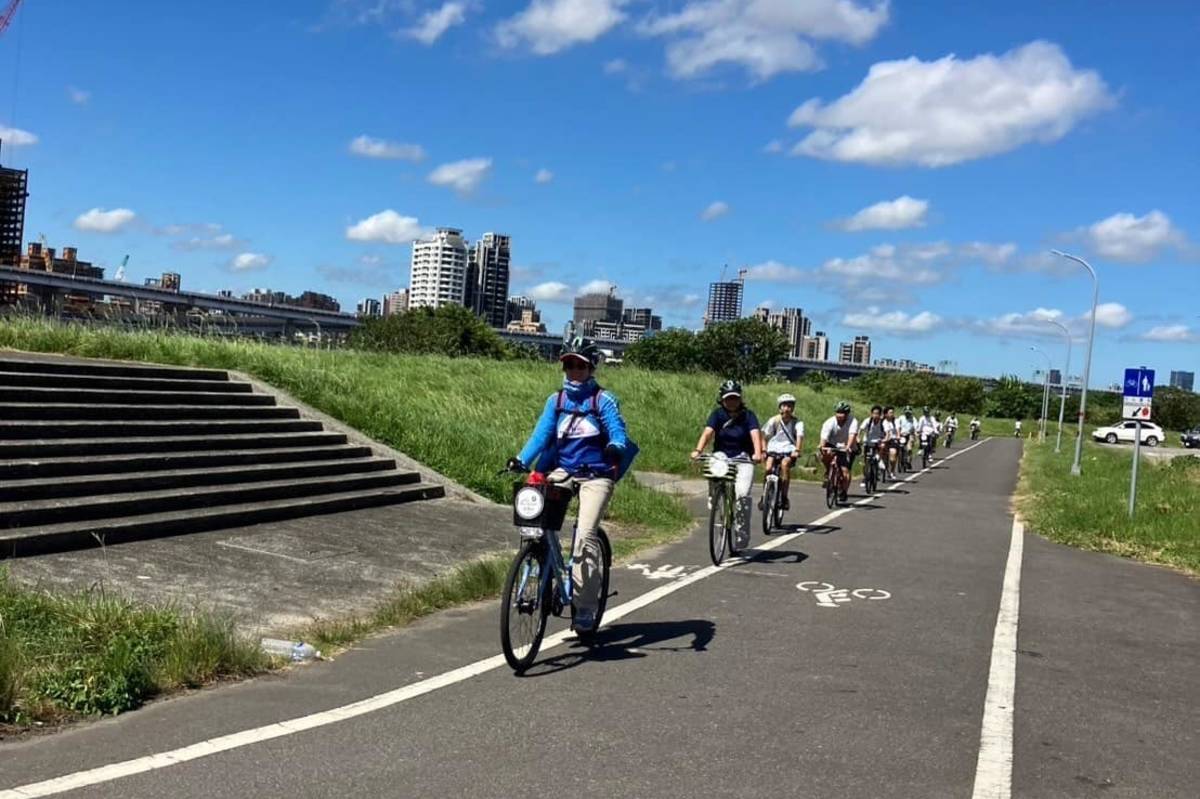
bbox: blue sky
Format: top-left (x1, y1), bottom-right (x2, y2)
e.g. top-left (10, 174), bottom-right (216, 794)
top-left (2, 0), bottom-right (1197, 387)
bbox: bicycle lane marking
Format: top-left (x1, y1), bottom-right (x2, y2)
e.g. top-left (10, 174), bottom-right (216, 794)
top-left (0, 438), bottom-right (993, 799)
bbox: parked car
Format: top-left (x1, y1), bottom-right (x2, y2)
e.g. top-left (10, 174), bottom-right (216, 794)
top-left (1182, 428), bottom-right (1200, 449)
top-left (1092, 421), bottom-right (1165, 447)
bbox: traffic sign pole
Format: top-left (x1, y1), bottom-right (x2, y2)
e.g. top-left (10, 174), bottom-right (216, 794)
top-left (1129, 420), bottom-right (1141, 519)
top-left (1122, 367), bottom-right (1154, 519)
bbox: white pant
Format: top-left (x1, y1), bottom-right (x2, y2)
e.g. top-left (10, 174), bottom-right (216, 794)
top-left (732, 460), bottom-right (755, 546)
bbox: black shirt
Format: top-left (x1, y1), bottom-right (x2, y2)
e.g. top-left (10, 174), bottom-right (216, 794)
top-left (705, 407), bottom-right (761, 458)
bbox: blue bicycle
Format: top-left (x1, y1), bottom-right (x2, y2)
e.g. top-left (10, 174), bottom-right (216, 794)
top-left (500, 466), bottom-right (613, 673)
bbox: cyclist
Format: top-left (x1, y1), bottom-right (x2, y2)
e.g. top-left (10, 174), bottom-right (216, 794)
top-left (882, 406), bottom-right (899, 481)
top-left (897, 406), bottom-right (917, 469)
top-left (508, 336), bottom-right (633, 633)
top-left (859, 405), bottom-right (886, 489)
top-left (1014, 419), bottom-right (1023, 438)
top-left (819, 400), bottom-right (859, 503)
top-left (760, 393), bottom-right (804, 511)
top-left (690, 380), bottom-right (764, 549)
top-left (970, 417), bottom-right (981, 440)
top-left (916, 406), bottom-right (939, 462)
top-left (945, 413), bottom-right (959, 447)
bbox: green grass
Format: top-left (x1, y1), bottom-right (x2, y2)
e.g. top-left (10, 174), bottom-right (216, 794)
top-left (0, 568), bottom-right (266, 724)
top-left (1017, 440), bottom-right (1200, 574)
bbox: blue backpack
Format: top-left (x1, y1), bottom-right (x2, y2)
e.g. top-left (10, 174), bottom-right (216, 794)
top-left (553, 386), bottom-right (639, 481)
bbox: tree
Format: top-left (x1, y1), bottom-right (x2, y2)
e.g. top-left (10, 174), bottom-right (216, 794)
top-left (799, 369), bottom-right (833, 393)
top-left (984, 375), bottom-right (1040, 420)
top-left (349, 304), bottom-right (512, 359)
top-left (624, 328), bottom-right (703, 372)
top-left (696, 318), bottom-right (790, 383)
top-left (1152, 387), bottom-right (1200, 431)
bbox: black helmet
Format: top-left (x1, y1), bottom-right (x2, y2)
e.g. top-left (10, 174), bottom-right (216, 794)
top-left (718, 379), bottom-right (743, 402)
top-left (560, 336), bottom-right (601, 368)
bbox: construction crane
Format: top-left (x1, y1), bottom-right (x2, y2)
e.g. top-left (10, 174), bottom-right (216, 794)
top-left (114, 254), bottom-right (129, 282)
top-left (0, 0), bottom-right (22, 36)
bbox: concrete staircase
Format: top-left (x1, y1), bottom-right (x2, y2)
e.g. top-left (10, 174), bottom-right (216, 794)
top-left (0, 355), bottom-right (444, 557)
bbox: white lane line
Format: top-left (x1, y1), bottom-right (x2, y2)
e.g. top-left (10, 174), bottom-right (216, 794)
top-left (971, 515), bottom-right (1025, 799)
top-left (1, 439), bottom-right (991, 799)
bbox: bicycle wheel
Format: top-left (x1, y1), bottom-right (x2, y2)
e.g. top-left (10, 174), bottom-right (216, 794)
top-left (572, 529), bottom-right (611, 645)
top-left (825, 469), bottom-right (837, 509)
top-left (772, 491), bottom-right (786, 530)
top-left (500, 541), bottom-right (550, 673)
top-left (761, 478), bottom-right (776, 536)
top-left (922, 446), bottom-right (930, 469)
top-left (865, 457), bottom-right (876, 494)
top-left (708, 485), bottom-right (729, 566)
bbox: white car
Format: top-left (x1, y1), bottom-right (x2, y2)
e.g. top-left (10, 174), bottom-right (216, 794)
top-left (1092, 421), bottom-right (1165, 447)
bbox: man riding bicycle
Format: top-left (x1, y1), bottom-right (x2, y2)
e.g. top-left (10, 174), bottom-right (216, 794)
top-left (507, 337), bottom-right (632, 633)
top-left (859, 405), bottom-right (886, 489)
top-left (690, 380), bottom-right (764, 550)
top-left (916, 406), bottom-right (939, 461)
top-left (760, 393), bottom-right (804, 511)
top-left (819, 401), bottom-right (859, 503)
top-left (945, 413), bottom-right (959, 446)
top-left (970, 417), bottom-right (981, 439)
top-left (882, 406), bottom-right (899, 481)
top-left (898, 406), bottom-right (917, 469)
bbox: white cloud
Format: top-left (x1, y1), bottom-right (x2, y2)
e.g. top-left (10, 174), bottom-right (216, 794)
top-left (173, 232), bottom-right (243, 252)
top-left (0, 125), bottom-right (38, 147)
top-left (789, 41), bottom-right (1113, 167)
top-left (229, 252), bottom-right (272, 272)
top-left (535, 168), bottom-right (555, 184)
top-left (402, 2), bottom-right (467, 44)
top-left (427, 157), bottom-right (492, 194)
top-left (700, 201), bottom-right (730, 221)
top-left (843, 307), bottom-right (942, 334)
top-left (640, 0), bottom-right (889, 81)
top-left (348, 135), bottom-right (426, 162)
top-left (527, 281), bottom-right (572, 302)
top-left (962, 241), bottom-right (1018, 267)
top-left (1139, 325), bottom-right (1196, 343)
top-left (763, 139), bottom-right (785, 154)
top-left (345, 210), bottom-right (427, 244)
top-left (835, 195), bottom-right (928, 232)
top-left (578, 279), bottom-right (616, 295)
top-left (67, 86), bottom-right (91, 105)
top-left (1082, 210), bottom-right (1187, 263)
top-left (73, 208), bottom-right (137, 233)
top-left (603, 58), bottom-right (628, 74)
top-left (1091, 302), bottom-right (1132, 329)
top-left (497, 0), bottom-right (628, 55)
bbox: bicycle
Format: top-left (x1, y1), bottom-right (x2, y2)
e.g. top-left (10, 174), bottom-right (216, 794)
top-left (821, 444), bottom-right (850, 508)
top-left (920, 433), bottom-right (934, 469)
top-left (945, 427), bottom-right (956, 449)
top-left (970, 426), bottom-right (980, 441)
top-left (899, 434), bottom-right (913, 473)
top-left (760, 452), bottom-right (792, 535)
top-left (862, 441), bottom-right (882, 495)
top-left (696, 453), bottom-right (743, 566)
top-left (499, 466), bottom-right (613, 674)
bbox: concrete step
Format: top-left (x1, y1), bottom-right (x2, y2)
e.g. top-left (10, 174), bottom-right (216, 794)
top-left (0, 457), bottom-right (402, 502)
top-left (0, 386), bottom-right (276, 406)
top-left (0, 369), bottom-right (254, 393)
top-left (0, 444), bottom-right (372, 480)
top-left (0, 356), bottom-right (230, 382)
top-left (0, 419), bottom-right (323, 440)
top-left (0, 402), bottom-right (300, 421)
top-left (0, 431), bottom-right (348, 459)
top-left (0, 471), bottom-right (419, 529)
top-left (0, 482), bottom-right (446, 557)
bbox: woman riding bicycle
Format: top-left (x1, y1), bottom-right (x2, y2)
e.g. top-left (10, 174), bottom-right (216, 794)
top-left (760, 393), bottom-right (804, 511)
top-left (507, 337), bottom-right (632, 633)
top-left (690, 380), bottom-right (764, 550)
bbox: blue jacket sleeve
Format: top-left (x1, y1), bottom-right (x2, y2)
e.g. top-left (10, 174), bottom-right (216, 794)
top-left (598, 392), bottom-right (629, 450)
top-left (517, 394), bottom-right (558, 468)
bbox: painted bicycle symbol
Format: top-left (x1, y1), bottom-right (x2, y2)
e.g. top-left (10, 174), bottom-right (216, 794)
top-left (796, 580), bottom-right (891, 608)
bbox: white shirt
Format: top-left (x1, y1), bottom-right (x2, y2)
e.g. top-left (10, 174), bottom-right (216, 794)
top-left (883, 419), bottom-right (898, 439)
top-left (917, 415), bottom-right (938, 435)
top-left (820, 415), bottom-right (860, 447)
top-left (946, 417), bottom-right (959, 430)
top-left (762, 414), bottom-right (803, 454)
top-left (898, 416), bottom-right (916, 435)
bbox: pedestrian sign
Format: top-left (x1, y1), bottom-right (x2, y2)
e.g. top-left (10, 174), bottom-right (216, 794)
top-left (1122, 368), bottom-right (1155, 421)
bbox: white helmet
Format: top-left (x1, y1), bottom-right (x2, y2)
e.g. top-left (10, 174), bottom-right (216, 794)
top-left (777, 393), bottom-right (796, 406)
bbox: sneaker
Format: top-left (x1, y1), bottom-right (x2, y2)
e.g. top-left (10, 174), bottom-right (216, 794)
top-left (572, 608), bottom-right (595, 633)
top-left (861, 481), bottom-right (868, 489)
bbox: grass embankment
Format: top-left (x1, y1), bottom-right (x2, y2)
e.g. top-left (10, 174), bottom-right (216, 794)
top-left (1017, 441), bottom-right (1200, 574)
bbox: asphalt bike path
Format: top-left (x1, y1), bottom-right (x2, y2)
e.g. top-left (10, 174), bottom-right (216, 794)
top-left (2, 438), bottom-right (1195, 797)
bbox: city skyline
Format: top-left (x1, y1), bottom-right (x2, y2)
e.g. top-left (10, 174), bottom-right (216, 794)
top-left (1, 1), bottom-right (1197, 388)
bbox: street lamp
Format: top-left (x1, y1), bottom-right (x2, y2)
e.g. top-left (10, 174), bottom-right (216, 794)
top-left (1039, 319), bottom-right (1073, 453)
top-left (1030, 346), bottom-right (1052, 443)
top-left (1052, 250), bottom-right (1098, 476)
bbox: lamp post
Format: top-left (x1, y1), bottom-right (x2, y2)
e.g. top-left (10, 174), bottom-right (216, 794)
top-left (1039, 319), bottom-right (1073, 453)
top-left (1052, 250), bottom-right (1098, 476)
top-left (1030, 347), bottom-right (1051, 443)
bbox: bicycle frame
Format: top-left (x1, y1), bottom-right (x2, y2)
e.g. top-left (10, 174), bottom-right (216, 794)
top-left (514, 527), bottom-right (573, 613)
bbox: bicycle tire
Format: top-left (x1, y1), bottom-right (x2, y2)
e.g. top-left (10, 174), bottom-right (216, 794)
top-left (500, 540), bottom-right (550, 673)
top-left (572, 529), bottom-right (612, 645)
top-left (825, 469), bottom-right (837, 509)
top-left (708, 485), bottom-right (729, 566)
top-left (865, 457), bottom-right (876, 495)
top-left (761, 478), bottom-right (776, 536)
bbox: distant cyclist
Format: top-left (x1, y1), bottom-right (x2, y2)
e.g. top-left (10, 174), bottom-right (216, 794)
top-left (690, 380), bottom-right (764, 549)
top-left (916, 406), bottom-right (939, 460)
top-left (819, 401), bottom-right (859, 503)
top-left (945, 413), bottom-right (959, 447)
top-left (882, 406), bottom-right (900, 481)
top-left (1014, 419), bottom-right (1023, 438)
top-left (898, 406), bottom-right (917, 468)
top-left (970, 417), bottom-right (981, 440)
top-left (508, 337), bottom-right (633, 633)
top-left (859, 405), bottom-right (886, 489)
top-left (760, 393), bottom-right (804, 511)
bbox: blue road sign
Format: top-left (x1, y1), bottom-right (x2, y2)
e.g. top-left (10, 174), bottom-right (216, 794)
top-left (1123, 368), bottom-right (1155, 399)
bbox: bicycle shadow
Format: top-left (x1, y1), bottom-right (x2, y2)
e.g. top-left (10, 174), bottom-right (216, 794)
top-left (770, 522), bottom-right (839, 535)
top-left (521, 619), bottom-right (716, 676)
top-left (734, 548), bottom-right (809, 565)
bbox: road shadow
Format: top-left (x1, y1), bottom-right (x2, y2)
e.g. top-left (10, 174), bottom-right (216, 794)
top-left (770, 522), bottom-right (839, 535)
top-left (522, 619), bottom-right (716, 676)
top-left (735, 549), bottom-right (809, 565)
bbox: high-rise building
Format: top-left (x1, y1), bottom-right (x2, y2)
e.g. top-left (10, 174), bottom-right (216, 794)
top-left (466, 233), bottom-right (511, 328)
top-left (704, 280), bottom-right (743, 327)
top-left (506, 308), bottom-right (546, 334)
top-left (0, 142), bottom-right (28, 267)
top-left (2, 242), bottom-right (105, 306)
top-left (409, 227), bottom-right (469, 309)
top-left (505, 295), bottom-right (536, 325)
top-left (297, 290), bottom-right (340, 312)
top-left (383, 288), bottom-right (408, 316)
top-left (802, 331), bottom-right (829, 362)
top-left (243, 288), bottom-right (288, 305)
top-left (574, 287), bottom-right (624, 327)
top-left (1170, 370), bottom-right (1195, 392)
top-left (160, 272), bottom-right (181, 292)
top-left (839, 335), bottom-right (871, 365)
top-left (623, 307), bottom-right (663, 332)
top-left (357, 297), bottom-right (382, 318)
top-left (1049, 369), bottom-right (1063, 387)
top-left (756, 307), bottom-right (807, 359)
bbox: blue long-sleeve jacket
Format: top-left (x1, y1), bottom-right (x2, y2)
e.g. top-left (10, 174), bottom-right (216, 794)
top-left (517, 378), bottom-right (632, 479)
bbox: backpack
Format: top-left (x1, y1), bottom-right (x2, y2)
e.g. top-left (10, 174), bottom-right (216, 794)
top-left (552, 386), bottom-right (639, 480)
